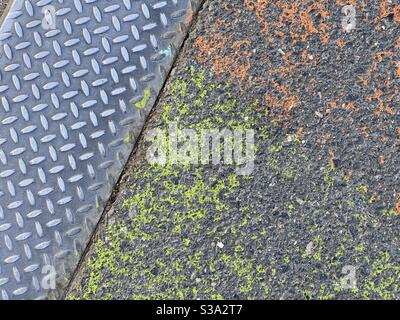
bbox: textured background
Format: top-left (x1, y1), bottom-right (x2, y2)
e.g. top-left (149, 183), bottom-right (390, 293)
top-left (0, 0), bottom-right (200, 299)
top-left (46, 0), bottom-right (400, 299)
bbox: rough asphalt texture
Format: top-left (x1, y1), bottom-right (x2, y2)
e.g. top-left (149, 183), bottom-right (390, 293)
top-left (68, 0), bottom-right (400, 299)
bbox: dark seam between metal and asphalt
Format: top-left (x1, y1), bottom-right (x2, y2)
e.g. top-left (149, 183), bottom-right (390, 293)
top-left (0, 0), bottom-right (201, 300)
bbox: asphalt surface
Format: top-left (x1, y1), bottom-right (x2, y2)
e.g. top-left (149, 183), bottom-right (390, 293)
top-left (68, 0), bottom-right (400, 299)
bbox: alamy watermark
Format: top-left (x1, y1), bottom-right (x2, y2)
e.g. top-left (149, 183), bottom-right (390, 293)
top-left (41, 264), bottom-right (57, 290)
top-left (341, 265), bottom-right (357, 290)
top-left (145, 122), bottom-right (255, 175)
top-left (42, 5), bottom-right (57, 30)
top-left (342, 5), bottom-right (356, 33)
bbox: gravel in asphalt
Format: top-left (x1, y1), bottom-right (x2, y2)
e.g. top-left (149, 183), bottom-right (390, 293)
top-left (68, 0), bottom-right (400, 299)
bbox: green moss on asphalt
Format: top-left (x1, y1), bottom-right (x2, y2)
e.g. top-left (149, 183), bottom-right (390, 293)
top-left (69, 67), bottom-right (400, 301)
top-left (69, 67), bottom-right (274, 299)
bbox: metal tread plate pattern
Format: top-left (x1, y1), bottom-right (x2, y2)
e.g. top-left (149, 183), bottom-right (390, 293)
top-left (0, 0), bottom-right (199, 300)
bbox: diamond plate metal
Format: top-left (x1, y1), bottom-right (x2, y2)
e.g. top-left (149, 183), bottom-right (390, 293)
top-left (0, 0), bottom-right (200, 300)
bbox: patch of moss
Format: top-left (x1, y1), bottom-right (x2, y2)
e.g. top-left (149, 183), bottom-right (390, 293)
top-left (135, 89), bottom-right (151, 110)
top-left (72, 67), bottom-right (275, 299)
top-left (359, 252), bottom-right (400, 300)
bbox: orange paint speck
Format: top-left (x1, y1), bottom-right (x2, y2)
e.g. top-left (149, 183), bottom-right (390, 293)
top-left (193, 30), bottom-right (251, 83)
top-left (379, 155), bottom-right (385, 165)
top-left (336, 40), bottom-right (345, 48)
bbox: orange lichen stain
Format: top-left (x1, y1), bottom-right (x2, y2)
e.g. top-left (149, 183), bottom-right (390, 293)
top-left (278, 1), bottom-right (331, 44)
top-left (378, 0), bottom-right (400, 23)
top-left (336, 39), bottom-right (345, 48)
top-left (336, 0), bottom-right (369, 17)
top-left (264, 91), bottom-right (300, 122)
top-left (231, 39), bottom-right (251, 50)
top-left (244, 0), bottom-right (270, 34)
top-left (372, 88), bottom-right (396, 117)
top-left (193, 32), bottom-right (251, 83)
top-left (396, 198), bottom-right (400, 215)
top-left (359, 51), bottom-right (394, 86)
top-left (343, 102), bottom-right (358, 112)
top-left (324, 132), bottom-right (332, 141)
top-left (245, 0), bottom-right (332, 45)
